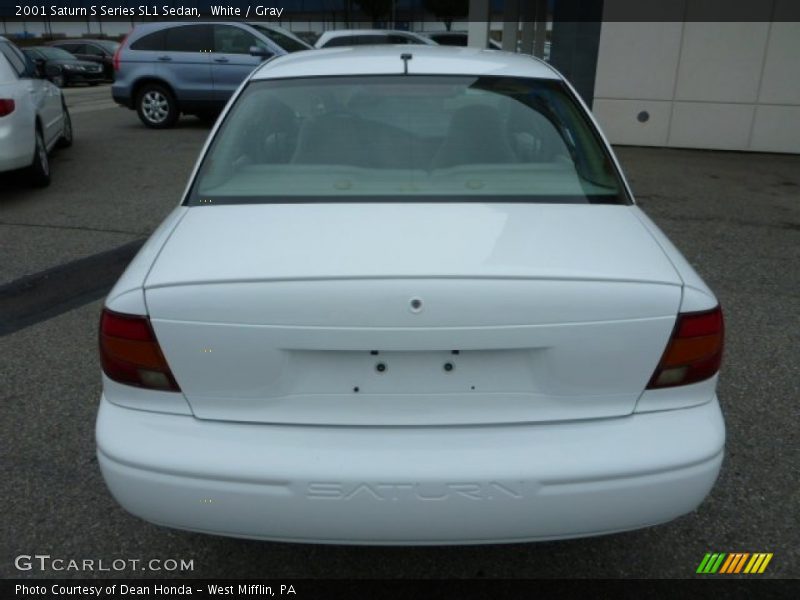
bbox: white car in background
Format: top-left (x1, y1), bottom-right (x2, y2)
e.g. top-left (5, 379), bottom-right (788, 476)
top-left (0, 36), bottom-right (72, 187)
top-left (96, 46), bottom-right (725, 545)
top-left (314, 29), bottom-right (437, 48)
top-left (418, 32), bottom-right (550, 60)
top-left (423, 30), bottom-right (504, 50)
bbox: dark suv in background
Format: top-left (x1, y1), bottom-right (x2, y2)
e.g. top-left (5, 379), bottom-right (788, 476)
top-left (46, 38), bottom-right (119, 81)
top-left (111, 21), bottom-right (311, 128)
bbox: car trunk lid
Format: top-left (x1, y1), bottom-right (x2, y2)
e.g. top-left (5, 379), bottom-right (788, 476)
top-left (145, 203), bottom-right (682, 425)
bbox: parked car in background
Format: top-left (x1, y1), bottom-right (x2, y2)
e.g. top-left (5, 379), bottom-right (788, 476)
top-left (22, 46), bottom-right (104, 88)
top-left (97, 46), bottom-right (725, 544)
top-left (421, 31), bottom-right (551, 60)
top-left (314, 29), bottom-right (437, 48)
top-left (46, 38), bottom-right (119, 81)
top-left (292, 31), bottom-right (321, 47)
top-left (112, 22), bottom-right (312, 128)
top-left (0, 36), bottom-right (72, 187)
top-left (423, 31), bottom-right (503, 50)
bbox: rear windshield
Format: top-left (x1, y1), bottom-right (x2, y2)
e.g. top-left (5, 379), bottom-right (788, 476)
top-left (430, 34), bottom-right (466, 46)
top-left (36, 47), bottom-right (75, 60)
top-left (95, 40), bottom-right (120, 53)
top-left (187, 75), bottom-right (628, 205)
top-left (248, 24), bottom-right (310, 53)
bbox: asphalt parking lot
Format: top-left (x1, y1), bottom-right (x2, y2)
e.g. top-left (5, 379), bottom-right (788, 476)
top-left (1, 84), bottom-right (798, 579)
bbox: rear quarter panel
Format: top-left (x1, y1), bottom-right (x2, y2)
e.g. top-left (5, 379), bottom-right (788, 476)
top-left (0, 80), bottom-right (36, 171)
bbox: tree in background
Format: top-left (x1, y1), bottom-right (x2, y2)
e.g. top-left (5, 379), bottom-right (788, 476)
top-left (424, 0), bottom-right (469, 31)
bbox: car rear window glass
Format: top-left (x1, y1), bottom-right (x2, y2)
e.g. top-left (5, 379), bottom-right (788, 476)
top-left (248, 24), bottom-right (310, 53)
top-left (214, 25), bottom-right (261, 54)
top-left (0, 52), bottom-right (13, 80)
top-left (58, 43), bottom-right (85, 53)
top-left (130, 30), bottom-right (166, 52)
top-left (187, 75), bottom-right (629, 206)
top-left (22, 48), bottom-right (44, 60)
top-left (83, 44), bottom-right (106, 56)
top-left (96, 40), bottom-right (120, 53)
top-left (38, 47), bottom-right (76, 60)
top-left (355, 35), bottom-right (390, 45)
top-left (0, 42), bottom-right (27, 76)
top-left (164, 25), bottom-right (212, 53)
top-left (431, 35), bottom-right (465, 46)
top-left (322, 36), bottom-right (356, 48)
top-left (323, 35), bottom-right (391, 47)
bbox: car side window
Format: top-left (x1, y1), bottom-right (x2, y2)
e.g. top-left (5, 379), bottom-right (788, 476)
top-left (356, 35), bottom-right (389, 45)
top-left (434, 36), bottom-right (462, 46)
top-left (214, 25), bottom-right (262, 54)
top-left (164, 25), bottom-right (213, 53)
top-left (323, 36), bottom-right (355, 48)
top-left (64, 43), bottom-right (86, 54)
top-left (130, 30), bottom-right (166, 51)
top-left (84, 44), bottom-right (106, 56)
top-left (0, 42), bottom-right (28, 77)
top-left (388, 35), bottom-right (413, 44)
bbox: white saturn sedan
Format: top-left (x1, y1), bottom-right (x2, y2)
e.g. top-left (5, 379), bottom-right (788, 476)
top-left (96, 46), bottom-right (725, 545)
top-left (0, 36), bottom-right (72, 187)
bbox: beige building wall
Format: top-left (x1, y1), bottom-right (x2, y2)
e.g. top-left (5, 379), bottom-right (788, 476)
top-left (592, 2), bottom-right (800, 153)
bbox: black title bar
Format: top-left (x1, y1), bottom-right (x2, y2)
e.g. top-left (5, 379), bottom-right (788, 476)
top-left (2, 1), bottom-right (800, 21)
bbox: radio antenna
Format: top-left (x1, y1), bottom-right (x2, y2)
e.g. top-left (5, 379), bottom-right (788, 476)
top-left (400, 53), bottom-right (412, 75)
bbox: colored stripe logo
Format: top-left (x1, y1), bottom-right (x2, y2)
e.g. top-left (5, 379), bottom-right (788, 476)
top-left (697, 552), bottom-right (773, 574)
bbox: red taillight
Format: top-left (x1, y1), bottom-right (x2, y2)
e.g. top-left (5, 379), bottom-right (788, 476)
top-left (99, 308), bottom-right (181, 392)
top-left (647, 306), bottom-right (724, 389)
top-left (113, 33), bottom-right (129, 72)
top-left (0, 99), bottom-right (15, 117)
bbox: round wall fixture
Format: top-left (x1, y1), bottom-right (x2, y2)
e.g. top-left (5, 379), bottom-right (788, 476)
top-left (637, 110), bottom-right (650, 123)
top-left (409, 297), bottom-right (423, 313)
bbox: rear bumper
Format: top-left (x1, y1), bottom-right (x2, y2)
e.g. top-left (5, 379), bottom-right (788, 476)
top-left (0, 151), bottom-right (31, 173)
top-left (111, 86), bottom-right (133, 108)
top-left (96, 396), bottom-right (725, 545)
top-left (0, 115), bottom-right (33, 173)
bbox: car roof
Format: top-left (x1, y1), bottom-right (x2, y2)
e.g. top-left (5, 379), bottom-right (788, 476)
top-left (123, 21), bottom-right (310, 47)
top-left (47, 38), bottom-right (112, 44)
top-left (127, 21), bottom-right (290, 32)
top-left (253, 45), bottom-right (558, 80)
top-left (315, 29), bottom-right (434, 48)
top-left (27, 46), bottom-right (76, 53)
top-left (320, 29), bottom-right (424, 37)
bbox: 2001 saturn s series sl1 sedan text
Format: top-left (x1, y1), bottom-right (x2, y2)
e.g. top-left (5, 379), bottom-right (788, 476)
top-left (95, 46), bottom-right (725, 545)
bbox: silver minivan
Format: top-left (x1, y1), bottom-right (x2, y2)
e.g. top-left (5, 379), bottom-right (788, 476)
top-left (111, 22), bottom-right (311, 128)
